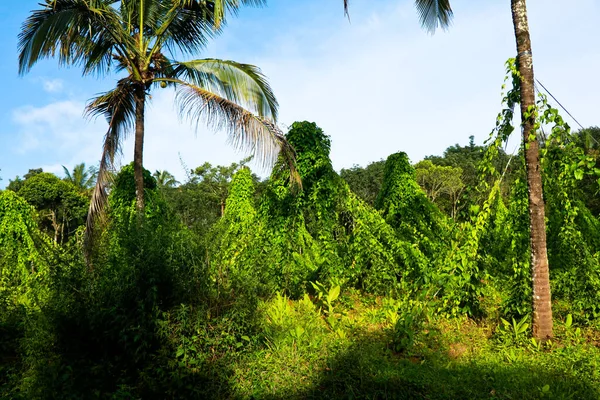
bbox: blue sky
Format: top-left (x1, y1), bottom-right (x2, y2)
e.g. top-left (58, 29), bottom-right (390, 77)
top-left (1, 0), bottom-right (599, 186)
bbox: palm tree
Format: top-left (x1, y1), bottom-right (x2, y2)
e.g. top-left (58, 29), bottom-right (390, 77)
top-left (509, 0), bottom-right (552, 340)
top-left (344, 0), bottom-right (552, 339)
top-left (19, 0), bottom-right (296, 238)
top-left (62, 163), bottom-right (98, 193)
top-left (153, 170), bottom-right (180, 188)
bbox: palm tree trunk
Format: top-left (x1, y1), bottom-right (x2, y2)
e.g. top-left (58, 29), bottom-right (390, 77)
top-left (134, 85), bottom-right (146, 211)
top-left (511, 0), bottom-right (553, 340)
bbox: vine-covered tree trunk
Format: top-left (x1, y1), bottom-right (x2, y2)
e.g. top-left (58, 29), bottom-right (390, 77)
top-left (134, 85), bottom-right (146, 211)
top-left (50, 210), bottom-right (59, 245)
top-left (511, 0), bottom-right (553, 339)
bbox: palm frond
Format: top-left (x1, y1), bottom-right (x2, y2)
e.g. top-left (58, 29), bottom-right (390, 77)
top-left (65, 162), bottom-right (98, 190)
top-left (415, 0), bottom-right (453, 33)
top-left (18, 0), bottom-right (135, 76)
top-left (173, 80), bottom-right (298, 185)
top-left (152, 0), bottom-right (218, 57)
top-left (62, 165), bottom-right (73, 181)
top-left (171, 58), bottom-right (278, 120)
top-left (153, 170), bottom-right (180, 188)
top-left (151, 0), bottom-right (266, 58)
top-left (209, 0), bottom-right (266, 28)
top-left (84, 165), bottom-right (99, 189)
top-left (83, 78), bottom-right (136, 254)
top-left (140, 0), bottom-right (164, 34)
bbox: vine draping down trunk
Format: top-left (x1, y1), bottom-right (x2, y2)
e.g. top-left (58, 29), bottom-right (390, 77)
top-left (511, 0), bottom-right (553, 339)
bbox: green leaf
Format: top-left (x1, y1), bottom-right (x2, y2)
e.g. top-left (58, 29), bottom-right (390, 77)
top-left (542, 385), bottom-right (550, 393)
top-left (328, 285), bottom-right (341, 303)
top-left (518, 323), bottom-right (529, 334)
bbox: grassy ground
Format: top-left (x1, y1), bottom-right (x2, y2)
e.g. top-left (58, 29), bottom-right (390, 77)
top-left (218, 292), bottom-right (600, 399)
top-left (2, 290), bottom-right (599, 399)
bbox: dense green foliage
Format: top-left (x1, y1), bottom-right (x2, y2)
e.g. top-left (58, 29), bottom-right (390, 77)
top-left (0, 190), bottom-right (49, 311)
top-left (207, 122), bottom-right (432, 298)
top-left (340, 160), bottom-right (385, 206)
top-left (1, 114), bottom-right (599, 397)
top-left (3, 0), bottom-right (597, 395)
top-left (13, 172), bottom-right (88, 244)
top-left (162, 158), bottom-right (264, 239)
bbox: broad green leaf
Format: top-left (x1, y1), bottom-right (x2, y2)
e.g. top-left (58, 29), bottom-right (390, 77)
top-left (328, 285), bottom-right (341, 303)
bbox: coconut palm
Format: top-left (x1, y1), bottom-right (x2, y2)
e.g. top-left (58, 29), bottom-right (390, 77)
top-left (62, 163), bottom-right (98, 193)
top-left (19, 0), bottom-right (297, 240)
top-left (344, 0), bottom-right (552, 339)
top-left (153, 169), bottom-right (180, 188)
top-left (508, 0), bottom-right (553, 340)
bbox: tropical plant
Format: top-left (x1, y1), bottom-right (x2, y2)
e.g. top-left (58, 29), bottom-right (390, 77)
top-left (16, 172), bottom-right (88, 244)
top-left (310, 281), bottom-right (340, 317)
top-left (153, 170), bottom-right (179, 189)
top-left (499, 315), bottom-right (530, 345)
top-left (509, 0), bottom-right (554, 340)
top-left (209, 121), bottom-right (430, 298)
top-left (0, 190), bottom-right (50, 309)
top-left (18, 0), bottom-right (297, 248)
top-left (343, 0), bottom-right (553, 339)
top-left (62, 163), bottom-right (98, 193)
top-left (376, 152), bottom-right (449, 260)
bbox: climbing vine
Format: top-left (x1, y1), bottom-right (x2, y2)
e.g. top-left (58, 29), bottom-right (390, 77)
top-left (210, 122), bottom-right (434, 298)
top-left (0, 191), bottom-right (50, 310)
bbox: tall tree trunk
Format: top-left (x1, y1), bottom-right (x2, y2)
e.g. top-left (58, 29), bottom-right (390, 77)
top-left (51, 210), bottom-right (59, 245)
top-left (134, 85), bottom-right (146, 211)
top-left (61, 213), bottom-right (65, 244)
top-left (511, 0), bottom-right (553, 339)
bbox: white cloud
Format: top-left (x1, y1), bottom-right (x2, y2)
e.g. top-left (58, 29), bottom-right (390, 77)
top-left (42, 78), bottom-right (64, 93)
top-left (40, 163), bottom-right (66, 176)
top-left (222, 0), bottom-right (600, 169)
top-left (241, 1), bottom-right (512, 169)
top-left (10, 91), bottom-right (258, 183)
top-left (12, 100), bottom-right (89, 153)
top-left (8, 0), bottom-right (600, 184)
top-left (121, 89), bottom-right (249, 179)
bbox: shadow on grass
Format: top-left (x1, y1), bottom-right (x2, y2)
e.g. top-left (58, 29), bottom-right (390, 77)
top-left (258, 332), bottom-right (599, 400)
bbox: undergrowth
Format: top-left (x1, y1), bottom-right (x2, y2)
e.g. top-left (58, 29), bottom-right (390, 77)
top-left (225, 293), bottom-right (600, 399)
